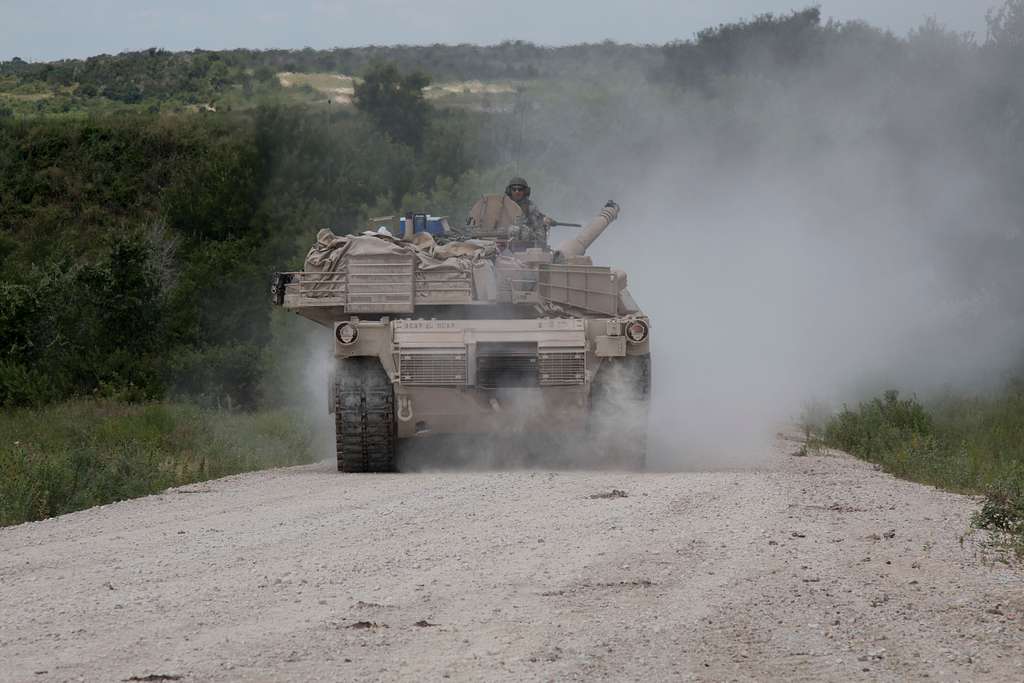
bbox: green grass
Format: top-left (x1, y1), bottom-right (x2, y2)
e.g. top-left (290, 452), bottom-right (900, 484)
top-left (0, 399), bottom-right (316, 526)
top-left (821, 386), bottom-right (1024, 558)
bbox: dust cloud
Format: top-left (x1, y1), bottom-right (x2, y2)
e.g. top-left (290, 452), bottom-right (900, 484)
top-left (516, 15), bottom-right (1024, 467)
top-left (285, 9), bottom-right (1024, 471)
top-left (266, 312), bottom-right (336, 459)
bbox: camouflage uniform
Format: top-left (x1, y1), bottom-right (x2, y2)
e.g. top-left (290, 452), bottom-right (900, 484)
top-left (505, 176), bottom-right (550, 247)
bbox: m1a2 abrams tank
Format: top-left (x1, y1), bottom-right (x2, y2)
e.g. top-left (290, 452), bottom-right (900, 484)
top-left (271, 197), bottom-right (651, 472)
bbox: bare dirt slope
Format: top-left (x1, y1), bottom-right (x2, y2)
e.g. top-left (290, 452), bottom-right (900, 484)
top-left (1, 441), bottom-right (1021, 682)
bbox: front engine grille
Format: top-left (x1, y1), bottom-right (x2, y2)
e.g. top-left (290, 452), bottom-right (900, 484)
top-left (538, 351), bottom-right (586, 386)
top-left (398, 345), bottom-right (586, 388)
top-left (399, 352), bottom-right (467, 385)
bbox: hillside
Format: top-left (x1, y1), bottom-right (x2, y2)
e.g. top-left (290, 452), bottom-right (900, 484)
top-left (0, 42), bottom-right (657, 116)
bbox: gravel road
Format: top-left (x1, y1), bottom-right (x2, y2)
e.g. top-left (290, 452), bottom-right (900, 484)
top-left (1, 439), bottom-right (1021, 682)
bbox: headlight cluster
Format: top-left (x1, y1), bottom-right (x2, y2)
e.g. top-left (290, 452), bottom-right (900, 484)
top-left (335, 322), bottom-right (358, 345)
top-left (625, 319), bottom-right (649, 344)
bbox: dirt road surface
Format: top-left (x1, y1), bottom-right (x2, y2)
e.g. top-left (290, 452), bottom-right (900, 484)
top-left (2, 440), bottom-right (1021, 682)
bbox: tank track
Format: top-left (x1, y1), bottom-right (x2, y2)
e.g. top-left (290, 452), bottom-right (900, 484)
top-left (332, 358), bottom-right (397, 473)
top-left (588, 354), bottom-right (651, 470)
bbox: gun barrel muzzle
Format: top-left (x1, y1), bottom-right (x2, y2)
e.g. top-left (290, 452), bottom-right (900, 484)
top-left (554, 201), bottom-right (620, 258)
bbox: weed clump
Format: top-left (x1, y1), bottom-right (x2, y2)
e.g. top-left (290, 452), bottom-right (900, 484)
top-left (973, 475), bottom-right (1024, 557)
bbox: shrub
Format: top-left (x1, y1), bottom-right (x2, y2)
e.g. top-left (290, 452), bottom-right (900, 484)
top-left (824, 390), bottom-right (933, 458)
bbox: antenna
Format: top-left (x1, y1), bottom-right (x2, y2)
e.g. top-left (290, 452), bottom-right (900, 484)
top-left (515, 89), bottom-right (526, 174)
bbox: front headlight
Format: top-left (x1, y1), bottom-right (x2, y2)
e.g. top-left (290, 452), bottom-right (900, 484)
top-left (625, 319), bottom-right (649, 344)
top-left (335, 322), bottom-right (358, 345)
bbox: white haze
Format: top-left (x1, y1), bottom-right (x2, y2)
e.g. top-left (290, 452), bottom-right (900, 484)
top-left (524, 36), bottom-right (1024, 467)
top-left (281, 19), bottom-right (1024, 471)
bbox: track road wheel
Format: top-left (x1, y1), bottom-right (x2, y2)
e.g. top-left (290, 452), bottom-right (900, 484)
top-left (332, 357), bottom-right (397, 473)
top-left (588, 354), bottom-right (651, 470)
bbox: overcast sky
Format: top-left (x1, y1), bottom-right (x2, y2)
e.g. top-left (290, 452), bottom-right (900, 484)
top-left (0, 0), bottom-right (993, 62)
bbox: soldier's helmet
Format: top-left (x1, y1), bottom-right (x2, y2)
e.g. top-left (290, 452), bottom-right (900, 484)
top-left (505, 177), bottom-right (531, 199)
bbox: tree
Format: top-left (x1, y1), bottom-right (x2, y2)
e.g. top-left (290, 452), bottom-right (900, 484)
top-left (988, 0), bottom-right (1024, 48)
top-left (656, 8), bottom-right (827, 89)
top-left (353, 61), bottom-right (431, 149)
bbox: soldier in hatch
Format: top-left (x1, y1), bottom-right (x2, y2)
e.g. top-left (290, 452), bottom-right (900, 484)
top-left (505, 176), bottom-right (553, 247)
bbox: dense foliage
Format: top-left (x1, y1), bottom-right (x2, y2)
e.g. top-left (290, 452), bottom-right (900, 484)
top-left (0, 100), bottom-right (484, 408)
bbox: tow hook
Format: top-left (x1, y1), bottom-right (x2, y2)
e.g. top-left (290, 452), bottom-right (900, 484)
top-left (397, 396), bottom-right (414, 422)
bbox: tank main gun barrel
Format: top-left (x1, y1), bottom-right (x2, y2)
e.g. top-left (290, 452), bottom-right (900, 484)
top-left (554, 201), bottom-right (620, 258)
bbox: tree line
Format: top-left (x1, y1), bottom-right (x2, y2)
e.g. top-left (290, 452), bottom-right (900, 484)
top-left (2, 3), bottom-right (1022, 411)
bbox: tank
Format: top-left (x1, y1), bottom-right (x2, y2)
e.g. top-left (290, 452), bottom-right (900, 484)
top-left (271, 198), bottom-right (651, 472)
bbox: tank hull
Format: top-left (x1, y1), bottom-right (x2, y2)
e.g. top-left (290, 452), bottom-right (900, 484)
top-left (331, 317), bottom-right (649, 443)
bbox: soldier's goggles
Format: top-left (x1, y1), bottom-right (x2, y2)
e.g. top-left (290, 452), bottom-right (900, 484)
top-left (509, 185), bottom-right (527, 192)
